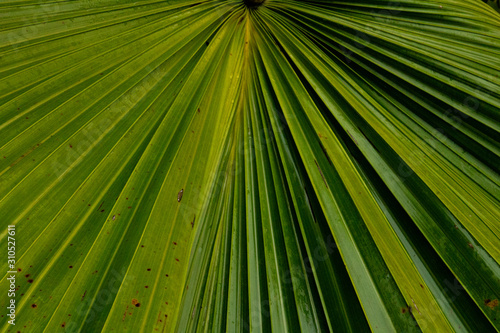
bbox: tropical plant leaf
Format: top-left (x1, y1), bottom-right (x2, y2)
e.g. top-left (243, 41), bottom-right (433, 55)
top-left (0, 0), bottom-right (499, 332)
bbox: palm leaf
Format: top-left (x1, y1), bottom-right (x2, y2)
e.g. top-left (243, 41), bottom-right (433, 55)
top-left (0, 0), bottom-right (499, 332)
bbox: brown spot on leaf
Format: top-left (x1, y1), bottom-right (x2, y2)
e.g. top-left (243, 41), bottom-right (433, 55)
top-left (122, 305), bottom-right (129, 321)
top-left (147, 268), bottom-right (151, 271)
top-left (132, 299), bottom-right (140, 307)
top-left (61, 323), bottom-right (66, 328)
top-left (485, 299), bottom-right (499, 310)
top-left (31, 304), bottom-right (37, 308)
top-left (27, 279), bottom-right (33, 283)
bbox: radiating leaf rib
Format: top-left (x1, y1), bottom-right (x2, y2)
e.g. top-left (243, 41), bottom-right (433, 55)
top-left (249, 70), bottom-right (300, 332)
top-left (225, 107), bottom-right (249, 333)
top-left (250, 63), bottom-right (330, 332)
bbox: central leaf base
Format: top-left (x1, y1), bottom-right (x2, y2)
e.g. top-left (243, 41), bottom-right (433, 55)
top-left (244, 0), bottom-right (265, 8)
